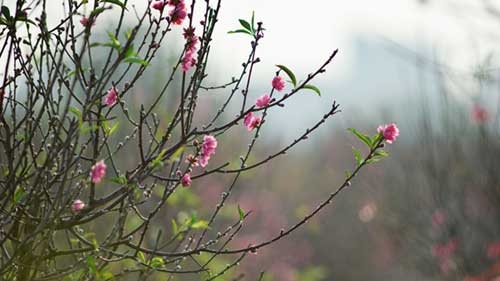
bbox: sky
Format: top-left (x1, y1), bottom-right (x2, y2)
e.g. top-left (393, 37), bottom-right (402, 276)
top-left (10, 0), bottom-right (500, 138)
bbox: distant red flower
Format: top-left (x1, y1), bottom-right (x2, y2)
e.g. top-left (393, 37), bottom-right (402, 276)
top-left (487, 242), bottom-right (500, 259)
top-left (431, 239), bottom-right (458, 259)
top-left (471, 104), bottom-right (489, 124)
top-left (432, 209), bottom-right (446, 228)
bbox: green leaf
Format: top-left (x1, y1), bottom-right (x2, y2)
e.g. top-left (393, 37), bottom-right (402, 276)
top-left (191, 220), bottom-right (210, 229)
top-left (239, 19), bottom-right (252, 31)
top-left (107, 31), bottom-right (121, 50)
top-left (352, 147), bottom-right (363, 166)
top-left (124, 44), bottom-right (135, 58)
top-left (251, 11), bottom-right (255, 32)
top-left (110, 174), bottom-right (127, 184)
top-left (171, 219), bottom-right (179, 236)
top-left (366, 157), bottom-right (383, 164)
top-left (276, 64), bottom-right (297, 87)
top-left (302, 84), bottom-right (321, 96)
top-left (347, 128), bottom-right (372, 148)
top-left (86, 256), bottom-right (98, 276)
top-left (167, 146), bottom-right (185, 163)
top-left (374, 150), bottom-right (389, 157)
top-left (150, 257), bottom-right (164, 268)
top-left (13, 187), bottom-right (26, 204)
top-left (124, 56), bottom-right (148, 66)
top-left (345, 170), bottom-right (351, 179)
top-left (137, 251), bottom-right (146, 263)
top-left (90, 7), bottom-right (106, 18)
top-left (150, 149), bottom-right (167, 169)
top-left (238, 205), bottom-right (245, 221)
top-left (101, 0), bottom-right (127, 10)
top-left (15, 16), bottom-right (36, 25)
top-left (227, 29), bottom-right (253, 36)
top-left (1, 6), bottom-right (11, 20)
top-left (105, 122), bottom-right (119, 137)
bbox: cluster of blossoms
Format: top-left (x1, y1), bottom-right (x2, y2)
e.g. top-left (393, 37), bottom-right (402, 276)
top-left (72, 160), bottom-right (107, 213)
top-left (181, 135), bottom-right (218, 187)
top-left (182, 27), bottom-right (198, 72)
top-left (151, 0), bottom-right (187, 25)
top-left (242, 78), bottom-right (279, 131)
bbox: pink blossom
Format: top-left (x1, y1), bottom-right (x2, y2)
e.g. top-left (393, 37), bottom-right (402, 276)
top-left (71, 199), bottom-right (85, 212)
top-left (181, 173), bottom-right (191, 187)
top-left (169, 1), bottom-right (187, 25)
top-left (487, 242), bottom-right (500, 259)
top-left (80, 16), bottom-right (95, 27)
top-left (255, 94), bottom-right (271, 108)
top-left (431, 239), bottom-right (458, 259)
top-left (105, 86), bottom-right (118, 107)
top-left (471, 104), bottom-right (489, 124)
top-left (377, 123), bottom-right (399, 144)
top-left (431, 209), bottom-right (446, 228)
top-left (181, 27), bottom-right (198, 72)
top-left (151, 0), bottom-right (166, 12)
top-left (243, 112), bottom-right (262, 131)
top-left (90, 160), bottom-right (107, 184)
top-left (272, 76), bottom-right (285, 91)
top-left (199, 135), bottom-right (217, 167)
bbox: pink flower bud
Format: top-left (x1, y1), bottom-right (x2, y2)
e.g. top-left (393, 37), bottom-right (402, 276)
top-left (72, 199), bottom-right (85, 212)
top-left (181, 173), bottom-right (192, 187)
top-left (151, 0), bottom-right (165, 12)
top-left (90, 160), bottom-right (107, 184)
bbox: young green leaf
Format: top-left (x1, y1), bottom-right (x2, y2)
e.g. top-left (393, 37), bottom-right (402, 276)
top-left (352, 147), bottom-right (363, 166)
top-left (239, 19), bottom-right (252, 32)
top-left (251, 11), bottom-right (255, 32)
top-left (302, 84), bottom-right (321, 96)
top-left (347, 128), bottom-right (372, 148)
top-left (150, 257), bottom-right (164, 268)
top-left (124, 56), bottom-right (148, 66)
top-left (137, 251), bottom-right (146, 263)
top-left (101, 0), bottom-right (127, 10)
top-left (171, 219), bottom-right (179, 235)
top-left (191, 220), bottom-right (210, 229)
top-left (238, 205), bottom-right (245, 221)
top-left (276, 64), bottom-right (297, 87)
top-left (106, 31), bottom-right (121, 50)
top-left (227, 29), bottom-right (253, 36)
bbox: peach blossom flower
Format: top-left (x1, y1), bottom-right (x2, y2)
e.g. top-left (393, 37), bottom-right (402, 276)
top-left (255, 94), bottom-right (271, 108)
top-left (181, 173), bottom-right (191, 187)
top-left (377, 123), bottom-right (399, 144)
top-left (105, 86), bottom-right (118, 107)
top-left (272, 76), bottom-right (285, 91)
top-left (90, 160), bottom-right (106, 184)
